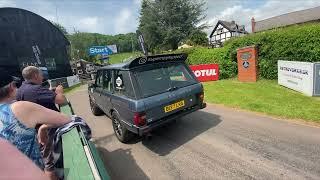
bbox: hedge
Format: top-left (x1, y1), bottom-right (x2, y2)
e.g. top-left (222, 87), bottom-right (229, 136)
top-left (177, 23), bottom-right (320, 79)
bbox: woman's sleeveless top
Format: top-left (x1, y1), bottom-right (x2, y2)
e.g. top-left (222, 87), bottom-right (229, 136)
top-left (0, 103), bottom-right (44, 169)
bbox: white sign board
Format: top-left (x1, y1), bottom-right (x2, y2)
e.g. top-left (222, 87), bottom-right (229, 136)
top-left (278, 60), bottom-right (314, 96)
top-left (67, 75), bottom-right (81, 87)
top-left (107, 45), bottom-right (118, 54)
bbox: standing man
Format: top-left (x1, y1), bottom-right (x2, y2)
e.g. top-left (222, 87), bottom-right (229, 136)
top-left (16, 66), bottom-right (67, 180)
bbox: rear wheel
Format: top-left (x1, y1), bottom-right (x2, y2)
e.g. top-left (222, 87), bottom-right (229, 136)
top-left (89, 96), bottom-right (103, 116)
top-left (112, 112), bottom-right (133, 143)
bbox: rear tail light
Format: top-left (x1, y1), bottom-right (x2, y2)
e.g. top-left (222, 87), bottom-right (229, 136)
top-left (134, 112), bottom-right (147, 126)
top-left (199, 92), bottom-right (204, 102)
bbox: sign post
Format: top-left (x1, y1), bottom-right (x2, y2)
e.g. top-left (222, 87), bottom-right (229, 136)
top-left (88, 45), bottom-right (116, 65)
top-left (136, 30), bottom-right (148, 56)
top-left (88, 46), bottom-right (113, 56)
top-left (237, 46), bottom-right (258, 82)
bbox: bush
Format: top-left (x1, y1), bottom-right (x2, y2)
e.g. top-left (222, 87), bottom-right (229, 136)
top-left (176, 23), bottom-right (320, 79)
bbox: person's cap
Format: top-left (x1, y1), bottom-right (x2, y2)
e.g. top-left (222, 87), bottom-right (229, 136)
top-left (0, 68), bottom-right (14, 88)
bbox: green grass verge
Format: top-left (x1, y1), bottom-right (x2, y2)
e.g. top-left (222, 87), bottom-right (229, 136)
top-left (64, 84), bottom-right (82, 94)
top-left (203, 79), bottom-right (320, 123)
top-left (109, 52), bottom-right (142, 64)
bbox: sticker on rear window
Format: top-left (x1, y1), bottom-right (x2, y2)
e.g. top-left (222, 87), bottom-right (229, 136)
top-left (116, 76), bottom-right (123, 87)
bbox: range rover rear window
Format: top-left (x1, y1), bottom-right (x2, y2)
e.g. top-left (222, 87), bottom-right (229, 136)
top-left (134, 63), bottom-right (197, 98)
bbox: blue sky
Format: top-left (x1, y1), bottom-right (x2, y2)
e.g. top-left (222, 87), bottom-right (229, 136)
top-left (1, 0), bottom-right (320, 35)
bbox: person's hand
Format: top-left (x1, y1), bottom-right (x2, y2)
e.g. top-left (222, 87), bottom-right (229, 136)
top-left (37, 125), bottom-right (49, 146)
top-left (55, 85), bottom-right (64, 94)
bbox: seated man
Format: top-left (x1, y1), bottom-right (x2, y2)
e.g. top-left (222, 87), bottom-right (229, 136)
top-left (16, 66), bottom-right (66, 111)
top-left (16, 66), bottom-right (67, 179)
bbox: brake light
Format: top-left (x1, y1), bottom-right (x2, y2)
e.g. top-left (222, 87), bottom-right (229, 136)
top-left (134, 112), bottom-right (147, 126)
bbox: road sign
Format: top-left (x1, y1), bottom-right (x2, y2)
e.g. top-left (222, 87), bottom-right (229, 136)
top-left (88, 46), bottom-right (113, 56)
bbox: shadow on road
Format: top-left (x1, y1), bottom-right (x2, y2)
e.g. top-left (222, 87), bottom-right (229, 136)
top-left (97, 146), bottom-right (149, 180)
top-left (142, 110), bottom-right (222, 156)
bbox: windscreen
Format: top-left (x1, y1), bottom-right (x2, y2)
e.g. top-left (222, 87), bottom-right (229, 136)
top-left (134, 63), bottom-right (197, 98)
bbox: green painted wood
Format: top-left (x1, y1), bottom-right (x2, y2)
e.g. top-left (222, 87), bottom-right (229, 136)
top-left (60, 103), bottom-right (74, 116)
top-left (60, 102), bottom-right (110, 179)
top-left (62, 128), bottom-right (95, 180)
top-left (88, 141), bottom-right (111, 180)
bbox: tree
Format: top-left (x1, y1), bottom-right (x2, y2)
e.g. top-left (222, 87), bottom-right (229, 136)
top-left (66, 32), bottom-right (140, 61)
top-left (51, 21), bottom-right (68, 35)
top-left (187, 30), bottom-right (208, 46)
top-left (138, 0), bottom-right (206, 51)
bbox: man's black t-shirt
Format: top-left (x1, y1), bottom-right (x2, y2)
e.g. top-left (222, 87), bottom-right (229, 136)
top-left (16, 81), bottom-right (59, 112)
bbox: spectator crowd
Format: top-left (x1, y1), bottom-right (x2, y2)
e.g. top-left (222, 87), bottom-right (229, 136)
top-left (0, 66), bottom-right (78, 180)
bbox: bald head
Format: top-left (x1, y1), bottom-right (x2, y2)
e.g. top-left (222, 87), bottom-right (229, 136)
top-left (22, 66), bottom-right (43, 84)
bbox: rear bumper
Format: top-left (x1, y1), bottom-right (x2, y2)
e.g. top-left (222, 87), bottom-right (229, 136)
top-left (133, 103), bottom-right (206, 136)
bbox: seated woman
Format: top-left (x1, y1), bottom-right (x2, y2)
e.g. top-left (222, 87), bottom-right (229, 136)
top-left (0, 68), bottom-right (71, 177)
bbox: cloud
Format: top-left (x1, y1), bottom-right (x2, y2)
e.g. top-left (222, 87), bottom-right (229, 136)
top-left (0, 0), bottom-right (16, 7)
top-left (73, 17), bottom-right (101, 33)
top-left (204, 0), bottom-right (320, 34)
top-left (133, 0), bottom-right (141, 6)
top-left (78, 17), bottom-right (98, 27)
top-left (114, 8), bottom-right (135, 34)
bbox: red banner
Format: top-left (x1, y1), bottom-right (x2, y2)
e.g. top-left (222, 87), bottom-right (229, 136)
top-left (190, 64), bottom-right (219, 82)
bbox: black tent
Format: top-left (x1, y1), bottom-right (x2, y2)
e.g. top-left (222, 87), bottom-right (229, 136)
top-left (0, 7), bottom-right (72, 80)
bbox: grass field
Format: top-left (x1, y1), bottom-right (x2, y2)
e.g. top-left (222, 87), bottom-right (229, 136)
top-left (109, 52), bottom-right (142, 64)
top-left (65, 84), bottom-right (82, 94)
top-left (203, 79), bottom-right (320, 123)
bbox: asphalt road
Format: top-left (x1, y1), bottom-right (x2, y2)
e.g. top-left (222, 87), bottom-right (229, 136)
top-left (67, 86), bottom-right (320, 180)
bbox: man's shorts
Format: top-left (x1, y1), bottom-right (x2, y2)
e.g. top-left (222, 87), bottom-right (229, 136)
top-left (39, 128), bottom-right (56, 171)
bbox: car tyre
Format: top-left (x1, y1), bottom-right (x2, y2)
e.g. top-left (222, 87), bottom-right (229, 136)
top-left (89, 96), bottom-right (103, 116)
top-left (112, 112), bottom-right (133, 143)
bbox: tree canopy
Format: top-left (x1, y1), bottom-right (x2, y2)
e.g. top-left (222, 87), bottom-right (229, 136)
top-left (49, 22), bottom-right (139, 62)
top-left (51, 21), bottom-right (68, 35)
top-left (138, 0), bottom-right (206, 52)
top-left (67, 32), bottom-right (140, 62)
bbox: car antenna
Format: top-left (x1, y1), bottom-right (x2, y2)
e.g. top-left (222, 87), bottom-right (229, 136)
top-left (136, 30), bottom-right (148, 57)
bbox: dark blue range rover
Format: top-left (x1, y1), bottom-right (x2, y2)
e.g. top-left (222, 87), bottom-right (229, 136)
top-left (88, 54), bottom-right (206, 142)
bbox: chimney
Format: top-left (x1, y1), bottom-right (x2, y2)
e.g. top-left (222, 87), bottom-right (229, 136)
top-left (251, 17), bottom-right (255, 33)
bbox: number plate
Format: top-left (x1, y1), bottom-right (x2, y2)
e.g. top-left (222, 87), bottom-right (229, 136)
top-left (164, 100), bottom-right (185, 113)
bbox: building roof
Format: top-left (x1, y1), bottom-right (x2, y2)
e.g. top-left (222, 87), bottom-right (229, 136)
top-left (254, 6), bottom-right (320, 32)
top-left (0, 7), bottom-right (72, 79)
top-left (210, 20), bottom-right (248, 38)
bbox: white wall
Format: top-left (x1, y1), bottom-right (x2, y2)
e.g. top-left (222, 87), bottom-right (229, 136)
top-left (212, 24), bottom-right (230, 42)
